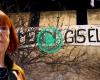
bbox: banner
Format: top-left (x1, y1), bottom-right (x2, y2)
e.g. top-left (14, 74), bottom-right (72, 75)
top-left (63, 25), bottom-right (100, 46)
top-left (16, 25), bottom-right (100, 48)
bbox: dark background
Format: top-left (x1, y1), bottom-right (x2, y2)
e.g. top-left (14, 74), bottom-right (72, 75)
top-left (0, 0), bottom-right (100, 25)
top-left (0, 0), bottom-right (100, 12)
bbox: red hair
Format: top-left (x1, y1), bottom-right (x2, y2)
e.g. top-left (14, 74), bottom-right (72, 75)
top-left (0, 10), bottom-right (19, 53)
top-left (0, 11), bottom-right (25, 80)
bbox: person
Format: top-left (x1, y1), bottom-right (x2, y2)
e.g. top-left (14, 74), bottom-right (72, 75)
top-left (0, 10), bottom-right (25, 80)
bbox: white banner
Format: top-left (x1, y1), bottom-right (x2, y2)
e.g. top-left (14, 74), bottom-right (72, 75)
top-left (62, 25), bottom-right (100, 46)
top-left (16, 25), bottom-right (100, 47)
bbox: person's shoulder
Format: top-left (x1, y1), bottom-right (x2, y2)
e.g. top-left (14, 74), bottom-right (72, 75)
top-left (12, 63), bottom-right (25, 80)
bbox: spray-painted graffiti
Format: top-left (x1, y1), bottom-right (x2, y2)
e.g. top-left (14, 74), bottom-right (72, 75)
top-left (17, 25), bottom-right (100, 49)
top-left (16, 27), bottom-right (38, 48)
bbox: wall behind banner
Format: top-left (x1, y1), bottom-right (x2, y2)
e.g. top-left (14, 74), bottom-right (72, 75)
top-left (39, 11), bottom-right (76, 27)
top-left (88, 9), bottom-right (100, 25)
top-left (8, 12), bottom-right (31, 28)
top-left (7, 9), bottom-right (100, 80)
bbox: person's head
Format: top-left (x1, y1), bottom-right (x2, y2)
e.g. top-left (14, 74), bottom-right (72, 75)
top-left (0, 10), bottom-right (25, 80)
top-left (0, 10), bottom-right (19, 54)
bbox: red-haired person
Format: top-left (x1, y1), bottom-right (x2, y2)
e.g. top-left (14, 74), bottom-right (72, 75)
top-left (0, 10), bottom-right (25, 80)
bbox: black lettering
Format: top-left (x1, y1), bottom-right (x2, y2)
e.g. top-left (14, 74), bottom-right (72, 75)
top-left (96, 29), bottom-right (100, 42)
top-left (26, 30), bottom-right (36, 45)
top-left (88, 29), bottom-right (96, 42)
top-left (74, 30), bottom-right (77, 43)
top-left (65, 30), bottom-right (74, 43)
top-left (76, 29), bottom-right (86, 43)
top-left (18, 32), bottom-right (26, 46)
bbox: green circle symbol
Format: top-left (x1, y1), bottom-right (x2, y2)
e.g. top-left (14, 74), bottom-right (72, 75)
top-left (37, 26), bottom-right (63, 54)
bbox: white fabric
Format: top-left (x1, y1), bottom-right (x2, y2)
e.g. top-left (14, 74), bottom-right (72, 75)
top-left (90, 0), bottom-right (95, 7)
